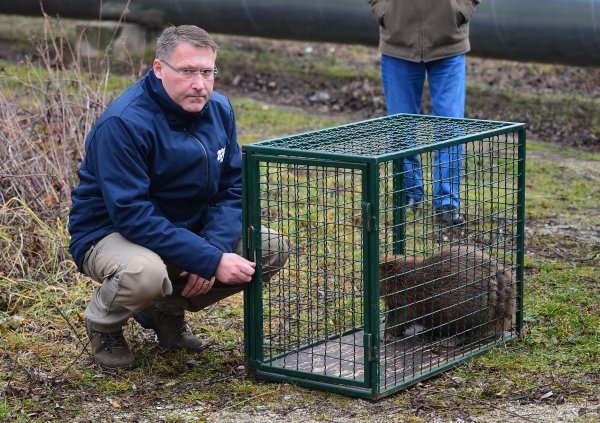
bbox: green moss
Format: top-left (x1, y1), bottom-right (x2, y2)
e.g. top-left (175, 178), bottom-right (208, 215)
top-left (0, 399), bottom-right (12, 421)
top-left (524, 142), bottom-right (600, 220)
top-left (526, 142), bottom-right (600, 160)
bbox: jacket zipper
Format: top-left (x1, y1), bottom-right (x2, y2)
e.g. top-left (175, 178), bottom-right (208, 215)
top-left (186, 129), bottom-right (209, 194)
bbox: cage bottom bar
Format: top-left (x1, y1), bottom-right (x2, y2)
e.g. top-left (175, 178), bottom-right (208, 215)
top-left (265, 325), bottom-right (517, 389)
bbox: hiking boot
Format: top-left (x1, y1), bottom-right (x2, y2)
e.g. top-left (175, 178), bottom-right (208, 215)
top-left (133, 310), bottom-right (206, 352)
top-left (85, 320), bottom-right (135, 370)
top-left (437, 205), bottom-right (465, 226)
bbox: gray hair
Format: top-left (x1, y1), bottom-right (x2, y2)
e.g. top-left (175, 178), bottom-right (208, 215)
top-left (156, 25), bottom-right (218, 60)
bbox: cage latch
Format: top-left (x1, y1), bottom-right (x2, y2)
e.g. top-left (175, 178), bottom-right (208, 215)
top-left (366, 333), bottom-right (375, 362)
top-left (246, 225), bottom-right (257, 263)
top-left (362, 202), bottom-right (374, 231)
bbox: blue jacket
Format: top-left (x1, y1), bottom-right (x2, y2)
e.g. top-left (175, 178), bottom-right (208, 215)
top-left (69, 69), bottom-right (242, 280)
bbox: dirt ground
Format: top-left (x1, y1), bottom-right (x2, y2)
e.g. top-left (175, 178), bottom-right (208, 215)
top-left (106, 402), bottom-right (596, 423)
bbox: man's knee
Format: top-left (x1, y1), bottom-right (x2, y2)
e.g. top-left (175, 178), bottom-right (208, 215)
top-left (263, 228), bottom-right (289, 265)
top-left (115, 254), bottom-right (172, 311)
top-left (261, 228), bottom-right (289, 281)
top-left (232, 227), bottom-right (289, 281)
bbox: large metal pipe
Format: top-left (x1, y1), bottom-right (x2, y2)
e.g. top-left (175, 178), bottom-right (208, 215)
top-left (0, 0), bottom-right (598, 67)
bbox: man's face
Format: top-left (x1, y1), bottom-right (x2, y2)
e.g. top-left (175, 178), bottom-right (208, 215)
top-left (153, 43), bottom-right (216, 113)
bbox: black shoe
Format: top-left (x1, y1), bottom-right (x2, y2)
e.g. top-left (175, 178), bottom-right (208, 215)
top-left (437, 205), bottom-right (465, 226)
top-left (133, 310), bottom-right (206, 352)
top-left (85, 320), bottom-right (135, 370)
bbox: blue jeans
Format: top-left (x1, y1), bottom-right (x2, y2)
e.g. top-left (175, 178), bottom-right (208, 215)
top-left (381, 54), bottom-right (466, 210)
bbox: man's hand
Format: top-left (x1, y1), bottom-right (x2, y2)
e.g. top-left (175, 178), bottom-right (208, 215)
top-left (178, 254), bottom-right (255, 296)
top-left (179, 272), bottom-right (216, 297)
top-left (215, 253), bottom-right (256, 284)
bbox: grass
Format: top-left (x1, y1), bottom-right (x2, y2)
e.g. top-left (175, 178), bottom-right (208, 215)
top-left (233, 97), bottom-right (342, 143)
top-left (214, 34), bottom-right (381, 83)
top-left (1, 14), bottom-right (599, 422)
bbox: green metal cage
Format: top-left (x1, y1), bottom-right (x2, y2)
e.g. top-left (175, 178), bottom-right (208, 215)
top-left (242, 113), bottom-right (525, 399)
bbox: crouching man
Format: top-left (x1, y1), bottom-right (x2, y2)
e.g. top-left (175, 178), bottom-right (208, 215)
top-left (68, 25), bottom-right (288, 370)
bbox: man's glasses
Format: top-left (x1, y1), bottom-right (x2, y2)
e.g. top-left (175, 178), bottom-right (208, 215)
top-left (161, 60), bottom-right (218, 80)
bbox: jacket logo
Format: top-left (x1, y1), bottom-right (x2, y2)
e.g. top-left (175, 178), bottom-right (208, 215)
top-left (216, 147), bottom-right (225, 163)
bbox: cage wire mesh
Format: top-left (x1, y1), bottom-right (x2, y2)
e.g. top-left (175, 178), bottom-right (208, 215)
top-left (243, 114), bottom-right (525, 399)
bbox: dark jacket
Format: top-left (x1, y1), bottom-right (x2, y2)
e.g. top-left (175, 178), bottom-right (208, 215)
top-left (368, 0), bottom-right (480, 63)
top-left (69, 69), bottom-right (242, 280)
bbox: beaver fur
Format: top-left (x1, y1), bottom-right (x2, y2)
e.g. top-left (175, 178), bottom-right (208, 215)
top-left (380, 245), bottom-right (516, 345)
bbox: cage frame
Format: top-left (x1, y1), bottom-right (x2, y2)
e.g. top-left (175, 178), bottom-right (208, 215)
top-left (242, 113), bottom-right (526, 399)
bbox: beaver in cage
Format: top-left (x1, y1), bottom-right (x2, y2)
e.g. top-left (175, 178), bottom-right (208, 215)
top-left (380, 245), bottom-right (516, 346)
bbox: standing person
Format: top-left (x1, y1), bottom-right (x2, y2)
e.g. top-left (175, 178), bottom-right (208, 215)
top-left (368, 0), bottom-right (480, 225)
top-left (69, 25), bottom-right (288, 370)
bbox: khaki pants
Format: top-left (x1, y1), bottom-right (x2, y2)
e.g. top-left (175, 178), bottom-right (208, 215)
top-left (83, 228), bottom-right (289, 331)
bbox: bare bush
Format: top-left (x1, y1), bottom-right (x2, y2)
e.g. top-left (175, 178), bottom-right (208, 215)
top-left (0, 12), bottom-right (133, 280)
